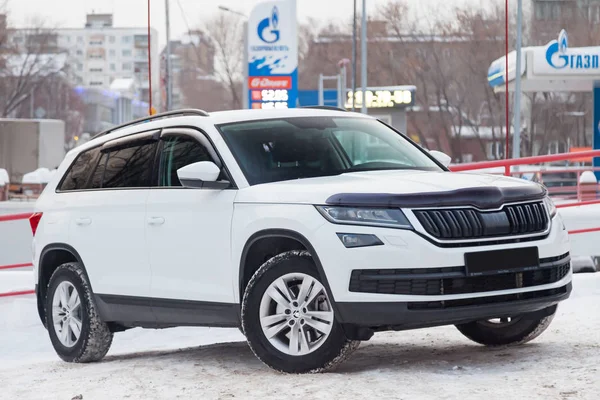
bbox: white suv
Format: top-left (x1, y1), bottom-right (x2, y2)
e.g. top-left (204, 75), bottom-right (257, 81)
top-left (32, 108), bottom-right (572, 373)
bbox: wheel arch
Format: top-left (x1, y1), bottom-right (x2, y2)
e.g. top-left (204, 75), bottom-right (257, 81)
top-left (238, 229), bottom-right (336, 309)
top-left (37, 243), bottom-right (93, 327)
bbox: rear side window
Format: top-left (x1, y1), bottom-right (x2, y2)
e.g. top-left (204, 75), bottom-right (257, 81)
top-left (101, 141), bottom-right (157, 188)
top-left (58, 148), bottom-right (101, 191)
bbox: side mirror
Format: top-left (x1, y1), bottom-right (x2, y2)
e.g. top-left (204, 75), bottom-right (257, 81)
top-left (429, 150), bottom-right (452, 168)
top-left (177, 161), bottom-right (230, 189)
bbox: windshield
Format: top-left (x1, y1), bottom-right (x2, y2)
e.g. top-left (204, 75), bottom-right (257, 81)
top-left (218, 117), bottom-right (443, 185)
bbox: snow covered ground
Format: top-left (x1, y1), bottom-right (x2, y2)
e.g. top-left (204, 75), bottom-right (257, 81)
top-left (0, 273), bottom-right (598, 400)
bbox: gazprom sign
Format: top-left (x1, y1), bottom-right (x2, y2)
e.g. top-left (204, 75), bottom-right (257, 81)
top-left (534, 29), bottom-right (600, 75)
top-left (247, 0), bottom-right (298, 109)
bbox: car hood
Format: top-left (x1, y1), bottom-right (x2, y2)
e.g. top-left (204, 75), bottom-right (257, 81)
top-left (235, 170), bottom-right (546, 209)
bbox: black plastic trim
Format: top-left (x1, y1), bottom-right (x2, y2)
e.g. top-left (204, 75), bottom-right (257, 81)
top-left (37, 243), bottom-right (95, 326)
top-left (326, 186), bottom-right (547, 210)
top-left (239, 229), bottom-right (337, 314)
top-left (336, 283), bottom-right (571, 329)
top-left (94, 294), bottom-right (239, 328)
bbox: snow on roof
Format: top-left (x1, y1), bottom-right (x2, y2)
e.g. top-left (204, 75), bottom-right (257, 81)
top-left (0, 168), bottom-right (8, 186)
top-left (22, 168), bottom-right (56, 184)
top-left (451, 125), bottom-right (508, 139)
top-left (110, 78), bottom-right (135, 91)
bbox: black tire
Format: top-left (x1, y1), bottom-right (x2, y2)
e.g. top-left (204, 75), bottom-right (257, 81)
top-left (242, 250), bottom-right (359, 373)
top-left (46, 262), bottom-right (113, 362)
top-left (455, 306), bottom-right (557, 346)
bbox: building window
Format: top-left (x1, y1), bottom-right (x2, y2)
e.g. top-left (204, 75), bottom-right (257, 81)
top-left (122, 35), bottom-right (132, 44)
top-left (89, 54), bottom-right (103, 59)
top-left (122, 62), bottom-right (132, 70)
top-left (90, 81), bottom-right (103, 86)
top-left (535, 3), bottom-right (543, 20)
top-left (122, 49), bottom-right (132, 57)
top-left (551, 3), bottom-right (560, 19)
top-left (486, 142), bottom-right (504, 160)
top-left (109, 35), bottom-right (115, 44)
top-left (109, 49), bottom-right (116, 57)
top-left (76, 49), bottom-right (83, 56)
top-left (89, 68), bottom-right (103, 73)
top-left (77, 36), bottom-right (83, 43)
top-left (110, 63), bottom-right (116, 71)
top-left (589, 5), bottom-right (600, 23)
top-left (89, 40), bottom-right (103, 46)
top-left (77, 63), bottom-right (83, 71)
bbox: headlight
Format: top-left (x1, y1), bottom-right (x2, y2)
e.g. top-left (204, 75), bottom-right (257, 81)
top-left (316, 206), bottom-right (413, 229)
top-left (543, 196), bottom-right (557, 218)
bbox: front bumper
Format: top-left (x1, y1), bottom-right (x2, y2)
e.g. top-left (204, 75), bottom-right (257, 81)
top-left (336, 282), bottom-right (571, 330)
top-left (312, 213), bottom-right (571, 303)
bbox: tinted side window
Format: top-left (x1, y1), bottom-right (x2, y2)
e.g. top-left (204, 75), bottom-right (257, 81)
top-left (102, 141), bottom-right (157, 188)
top-left (159, 136), bottom-right (212, 187)
top-left (58, 147), bottom-right (101, 191)
top-left (89, 152), bottom-right (108, 189)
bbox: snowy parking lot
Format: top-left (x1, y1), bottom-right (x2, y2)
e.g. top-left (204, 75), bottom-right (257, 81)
top-left (0, 273), bottom-right (597, 399)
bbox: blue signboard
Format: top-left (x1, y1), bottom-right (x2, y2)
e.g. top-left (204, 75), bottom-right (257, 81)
top-left (247, 0), bottom-right (298, 109)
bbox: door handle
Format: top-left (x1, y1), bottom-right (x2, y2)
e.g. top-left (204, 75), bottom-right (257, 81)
top-left (147, 217), bottom-right (165, 226)
top-left (75, 217), bottom-right (92, 226)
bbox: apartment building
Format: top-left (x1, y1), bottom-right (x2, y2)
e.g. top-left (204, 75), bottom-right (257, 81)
top-left (531, 0), bottom-right (600, 44)
top-left (55, 14), bottom-right (159, 103)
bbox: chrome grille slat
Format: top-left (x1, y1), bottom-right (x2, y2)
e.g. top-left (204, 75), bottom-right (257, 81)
top-left (414, 202), bottom-right (549, 240)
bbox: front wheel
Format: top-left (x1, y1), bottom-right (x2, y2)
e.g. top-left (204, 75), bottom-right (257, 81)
top-left (455, 306), bottom-right (557, 346)
top-left (242, 250), bottom-right (359, 373)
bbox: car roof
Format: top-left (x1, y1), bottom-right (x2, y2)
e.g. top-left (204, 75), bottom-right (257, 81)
top-left (67, 108), bottom-right (373, 158)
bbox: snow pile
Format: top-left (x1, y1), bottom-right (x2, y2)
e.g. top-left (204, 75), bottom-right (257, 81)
top-left (21, 168), bottom-right (56, 184)
top-left (0, 271), bottom-right (32, 294)
top-left (0, 168), bottom-right (8, 186)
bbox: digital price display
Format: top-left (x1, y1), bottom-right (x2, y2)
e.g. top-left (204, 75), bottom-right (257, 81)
top-left (251, 89), bottom-right (289, 109)
top-left (345, 86), bottom-right (416, 109)
top-left (249, 77), bottom-right (292, 109)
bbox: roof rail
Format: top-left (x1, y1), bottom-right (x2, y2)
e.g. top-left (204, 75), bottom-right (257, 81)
top-left (92, 108), bottom-right (209, 139)
top-left (300, 106), bottom-right (348, 112)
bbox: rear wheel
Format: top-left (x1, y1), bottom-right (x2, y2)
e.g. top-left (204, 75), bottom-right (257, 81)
top-left (46, 262), bottom-right (113, 362)
top-left (455, 306), bottom-right (557, 346)
top-left (242, 251), bottom-right (359, 373)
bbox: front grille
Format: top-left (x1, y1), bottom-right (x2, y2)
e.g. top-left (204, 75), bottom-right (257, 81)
top-left (407, 286), bottom-right (568, 310)
top-left (349, 257), bottom-right (570, 296)
top-left (414, 202), bottom-right (548, 240)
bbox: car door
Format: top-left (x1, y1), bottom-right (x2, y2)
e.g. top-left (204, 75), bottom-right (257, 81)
top-left (68, 131), bottom-right (158, 322)
top-left (146, 128), bottom-right (238, 324)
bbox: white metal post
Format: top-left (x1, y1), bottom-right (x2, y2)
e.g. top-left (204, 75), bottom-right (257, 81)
top-left (165, 0), bottom-right (172, 111)
top-left (360, 0), bottom-right (367, 114)
top-left (318, 74), bottom-right (324, 106)
top-left (513, 0), bottom-right (523, 159)
top-left (243, 20), bottom-right (249, 109)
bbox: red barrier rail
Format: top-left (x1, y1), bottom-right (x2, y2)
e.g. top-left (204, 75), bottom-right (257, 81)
top-left (0, 289), bottom-right (35, 298)
top-left (0, 212), bottom-right (35, 296)
top-left (0, 213), bottom-right (33, 223)
top-left (0, 262), bottom-right (33, 270)
top-left (557, 199), bottom-right (600, 208)
top-left (450, 150), bottom-right (600, 174)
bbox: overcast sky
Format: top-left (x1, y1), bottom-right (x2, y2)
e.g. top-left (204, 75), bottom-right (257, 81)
top-left (9, 0), bottom-right (490, 48)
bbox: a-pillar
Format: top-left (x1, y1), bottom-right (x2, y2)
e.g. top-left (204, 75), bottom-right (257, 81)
top-left (594, 83), bottom-right (600, 180)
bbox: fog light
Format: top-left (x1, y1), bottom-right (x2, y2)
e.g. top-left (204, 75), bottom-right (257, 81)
top-left (337, 233), bottom-right (383, 248)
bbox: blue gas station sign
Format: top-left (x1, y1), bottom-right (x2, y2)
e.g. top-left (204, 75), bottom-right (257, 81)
top-left (247, 0), bottom-right (298, 109)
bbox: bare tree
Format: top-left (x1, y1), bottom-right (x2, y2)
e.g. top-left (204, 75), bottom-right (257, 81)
top-left (0, 14), bottom-right (70, 118)
top-left (205, 12), bottom-right (244, 109)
